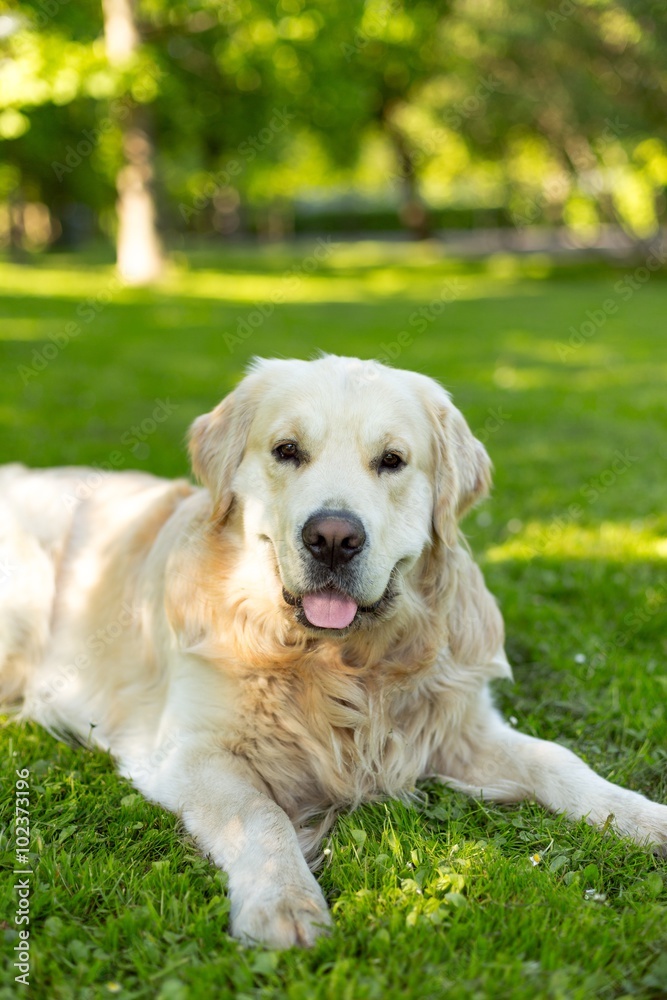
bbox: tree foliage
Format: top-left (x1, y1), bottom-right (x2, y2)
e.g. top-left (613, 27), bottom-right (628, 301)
top-left (1, 0), bottom-right (666, 246)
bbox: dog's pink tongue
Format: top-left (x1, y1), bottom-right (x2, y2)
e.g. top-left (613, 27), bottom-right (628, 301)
top-left (302, 591), bottom-right (358, 629)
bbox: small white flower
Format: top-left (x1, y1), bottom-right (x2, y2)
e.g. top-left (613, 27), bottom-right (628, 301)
top-left (574, 653), bottom-right (586, 664)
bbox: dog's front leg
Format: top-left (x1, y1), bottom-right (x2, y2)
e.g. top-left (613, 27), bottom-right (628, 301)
top-left (430, 705), bottom-right (667, 855)
top-left (138, 746), bottom-right (332, 948)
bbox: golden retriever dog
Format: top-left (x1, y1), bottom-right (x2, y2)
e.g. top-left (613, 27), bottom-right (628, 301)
top-left (1, 354), bottom-right (665, 948)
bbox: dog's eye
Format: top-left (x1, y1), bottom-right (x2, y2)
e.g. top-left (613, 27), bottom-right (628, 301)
top-left (379, 451), bottom-right (405, 472)
top-left (273, 441), bottom-right (299, 463)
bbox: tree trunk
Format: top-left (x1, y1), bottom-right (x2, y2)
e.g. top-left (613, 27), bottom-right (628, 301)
top-left (382, 109), bottom-right (432, 241)
top-left (102, 0), bottom-right (163, 285)
top-left (8, 189), bottom-right (27, 261)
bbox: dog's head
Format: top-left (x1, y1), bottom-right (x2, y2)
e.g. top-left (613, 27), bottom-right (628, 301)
top-left (189, 356), bottom-right (490, 636)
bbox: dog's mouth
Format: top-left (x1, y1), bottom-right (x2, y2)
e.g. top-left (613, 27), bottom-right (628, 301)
top-left (282, 584), bottom-right (393, 633)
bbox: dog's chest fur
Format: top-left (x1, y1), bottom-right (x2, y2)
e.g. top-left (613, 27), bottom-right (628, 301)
top-left (226, 649), bottom-right (460, 829)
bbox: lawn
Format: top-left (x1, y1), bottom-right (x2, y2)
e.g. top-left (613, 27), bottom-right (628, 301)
top-left (1, 241), bottom-right (666, 1000)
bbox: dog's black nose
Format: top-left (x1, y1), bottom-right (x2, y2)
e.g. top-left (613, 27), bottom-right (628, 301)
top-left (302, 512), bottom-right (366, 569)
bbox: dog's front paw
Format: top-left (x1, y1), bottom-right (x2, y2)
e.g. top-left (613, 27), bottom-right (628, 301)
top-left (231, 882), bottom-right (332, 949)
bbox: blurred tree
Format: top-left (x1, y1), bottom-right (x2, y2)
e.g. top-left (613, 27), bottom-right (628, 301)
top-left (0, 0), bottom-right (666, 249)
top-left (192, 0), bottom-right (667, 239)
top-left (0, 0), bottom-right (165, 278)
top-left (195, 0), bottom-right (445, 236)
top-left (429, 0), bottom-right (667, 238)
top-left (101, 0), bottom-right (162, 282)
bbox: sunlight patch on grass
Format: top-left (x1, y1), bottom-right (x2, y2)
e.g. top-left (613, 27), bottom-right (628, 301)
top-left (500, 330), bottom-right (620, 366)
top-left (492, 364), bottom-right (555, 389)
top-left (485, 521), bottom-right (667, 562)
top-left (0, 404), bottom-right (20, 426)
top-left (324, 243), bottom-right (556, 281)
top-left (0, 263), bottom-right (122, 301)
top-left (0, 318), bottom-right (50, 341)
top-left (324, 239), bottom-right (451, 269)
top-left (491, 361), bottom-right (667, 390)
top-left (164, 267), bottom-right (539, 305)
top-left (0, 255), bottom-right (545, 313)
top-left (562, 363), bottom-right (667, 388)
top-left (166, 268), bottom-right (412, 303)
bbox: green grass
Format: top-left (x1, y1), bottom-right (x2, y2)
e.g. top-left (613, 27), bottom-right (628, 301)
top-left (1, 241), bottom-right (666, 999)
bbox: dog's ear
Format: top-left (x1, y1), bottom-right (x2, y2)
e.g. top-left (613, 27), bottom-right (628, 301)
top-left (427, 386), bottom-right (492, 547)
top-left (188, 382), bottom-right (256, 520)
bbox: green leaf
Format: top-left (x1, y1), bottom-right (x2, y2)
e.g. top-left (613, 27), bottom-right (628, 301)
top-left (644, 873), bottom-right (663, 897)
top-left (582, 864), bottom-right (599, 885)
top-left (350, 828), bottom-right (367, 849)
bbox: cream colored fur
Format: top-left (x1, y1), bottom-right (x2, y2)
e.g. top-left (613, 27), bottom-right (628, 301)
top-left (1, 355), bottom-right (665, 948)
